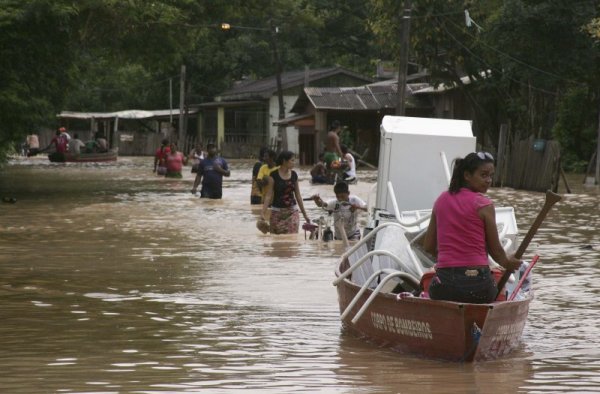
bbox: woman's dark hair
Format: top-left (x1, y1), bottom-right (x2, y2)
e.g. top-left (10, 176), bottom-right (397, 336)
top-left (448, 152), bottom-right (494, 194)
top-left (276, 150), bottom-right (295, 166)
top-left (258, 146), bottom-right (268, 159)
top-left (340, 144), bottom-right (349, 154)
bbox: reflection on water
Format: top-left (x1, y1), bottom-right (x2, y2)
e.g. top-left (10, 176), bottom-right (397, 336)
top-left (1, 156), bottom-right (600, 392)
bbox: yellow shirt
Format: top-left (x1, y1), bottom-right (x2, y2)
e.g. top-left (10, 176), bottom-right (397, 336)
top-left (257, 164), bottom-right (279, 199)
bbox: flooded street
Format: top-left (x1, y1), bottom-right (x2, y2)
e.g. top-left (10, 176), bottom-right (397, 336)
top-left (1, 156), bottom-right (600, 393)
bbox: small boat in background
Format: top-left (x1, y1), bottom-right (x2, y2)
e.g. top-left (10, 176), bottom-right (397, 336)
top-left (48, 148), bottom-right (118, 163)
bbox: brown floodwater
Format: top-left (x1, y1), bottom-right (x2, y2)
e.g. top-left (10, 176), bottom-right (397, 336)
top-left (0, 156), bottom-right (599, 393)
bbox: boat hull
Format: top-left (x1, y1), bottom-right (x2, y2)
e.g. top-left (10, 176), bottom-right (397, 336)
top-left (48, 149), bottom-right (118, 163)
top-left (336, 259), bottom-right (531, 362)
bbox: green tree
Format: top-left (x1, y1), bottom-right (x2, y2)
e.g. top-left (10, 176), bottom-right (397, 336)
top-left (0, 0), bottom-right (76, 161)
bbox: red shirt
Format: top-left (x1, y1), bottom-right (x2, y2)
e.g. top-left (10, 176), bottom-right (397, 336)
top-left (155, 146), bottom-right (171, 166)
top-left (52, 135), bottom-right (68, 153)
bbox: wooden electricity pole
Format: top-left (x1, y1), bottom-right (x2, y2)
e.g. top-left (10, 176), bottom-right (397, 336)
top-left (269, 19), bottom-right (286, 150)
top-left (596, 109), bottom-right (600, 184)
top-left (396, 0), bottom-right (412, 116)
top-left (178, 65), bottom-right (186, 144)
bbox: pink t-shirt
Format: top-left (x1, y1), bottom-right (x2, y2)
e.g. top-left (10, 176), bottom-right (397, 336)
top-left (434, 188), bottom-right (492, 268)
top-left (165, 152), bottom-right (184, 173)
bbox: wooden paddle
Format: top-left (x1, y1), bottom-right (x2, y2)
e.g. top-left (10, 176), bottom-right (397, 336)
top-left (495, 190), bottom-right (562, 300)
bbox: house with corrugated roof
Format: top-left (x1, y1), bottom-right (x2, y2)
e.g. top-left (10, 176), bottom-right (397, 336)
top-left (194, 66), bottom-right (374, 158)
top-left (275, 75), bottom-right (477, 165)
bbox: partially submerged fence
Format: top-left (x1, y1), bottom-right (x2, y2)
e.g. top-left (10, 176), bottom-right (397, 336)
top-left (494, 134), bottom-right (561, 192)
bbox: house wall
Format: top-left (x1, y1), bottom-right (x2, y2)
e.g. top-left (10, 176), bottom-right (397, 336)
top-left (268, 94), bottom-right (299, 152)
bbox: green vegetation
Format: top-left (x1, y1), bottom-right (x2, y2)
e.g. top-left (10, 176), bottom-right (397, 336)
top-left (1, 0), bottom-right (599, 169)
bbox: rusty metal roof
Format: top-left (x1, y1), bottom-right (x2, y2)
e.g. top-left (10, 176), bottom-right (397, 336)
top-left (289, 79), bottom-right (439, 112)
top-left (217, 67), bottom-right (374, 101)
top-left (301, 86), bottom-right (393, 111)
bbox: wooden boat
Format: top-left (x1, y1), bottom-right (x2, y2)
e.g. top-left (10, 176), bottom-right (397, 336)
top-left (48, 148), bottom-right (118, 163)
top-left (332, 116), bottom-right (539, 362)
top-left (334, 252), bottom-right (532, 362)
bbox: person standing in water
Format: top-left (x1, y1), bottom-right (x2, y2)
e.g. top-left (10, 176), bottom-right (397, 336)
top-left (256, 149), bottom-right (278, 203)
top-left (189, 143), bottom-right (205, 174)
top-left (250, 147), bottom-right (268, 205)
top-left (323, 120), bottom-right (343, 169)
top-left (191, 143), bottom-right (230, 199)
top-left (165, 142), bottom-right (187, 178)
top-left (153, 139), bottom-right (170, 175)
top-left (311, 181), bottom-right (367, 240)
top-left (340, 144), bottom-right (357, 184)
top-left (260, 150), bottom-right (310, 234)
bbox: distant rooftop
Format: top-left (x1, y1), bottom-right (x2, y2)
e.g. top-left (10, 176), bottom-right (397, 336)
top-left (217, 66), bottom-right (374, 101)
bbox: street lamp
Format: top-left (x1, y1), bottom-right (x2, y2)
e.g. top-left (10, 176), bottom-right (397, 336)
top-left (220, 21), bottom-right (286, 148)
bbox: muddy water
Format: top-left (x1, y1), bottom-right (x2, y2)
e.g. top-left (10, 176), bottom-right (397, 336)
top-left (0, 156), bottom-right (599, 393)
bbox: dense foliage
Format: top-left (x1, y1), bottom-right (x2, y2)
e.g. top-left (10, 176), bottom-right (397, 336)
top-left (0, 0), bottom-right (599, 168)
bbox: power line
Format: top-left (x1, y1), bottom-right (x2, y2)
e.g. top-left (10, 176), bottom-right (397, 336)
top-left (436, 20), bottom-right (560, 96)
top-left (443, 16), bottom-right (586, 87)
top-left (88, 74), bottom-right (180, 93)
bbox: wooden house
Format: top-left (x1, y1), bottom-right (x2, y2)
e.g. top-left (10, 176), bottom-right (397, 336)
top-left (194, 67), bottom-right (374, 158)
top-left (276, 74), bottom-right (479, 165)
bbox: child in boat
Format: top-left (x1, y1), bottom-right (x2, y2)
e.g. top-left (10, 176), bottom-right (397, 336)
top-left (311, 181), bottom-right (367, 240)
top-left (68, 133), bottom-right (85, 155)
top-left (95, 133), bottom-right (108, 152)
top-left (422, 152), bottom-right (522, 304)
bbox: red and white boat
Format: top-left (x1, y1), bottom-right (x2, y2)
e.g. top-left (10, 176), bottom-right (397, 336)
top-left (333, 116), bottom-right (535, 362)
top-left (48, 148), bottom-right (118, 163)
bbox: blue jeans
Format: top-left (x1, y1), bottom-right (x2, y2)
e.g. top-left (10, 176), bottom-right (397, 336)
top-left (428, 267), bottom-right (497, 304)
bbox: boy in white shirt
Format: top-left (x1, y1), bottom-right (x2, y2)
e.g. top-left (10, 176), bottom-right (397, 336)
top-left (311, 181), bottom-right (367, 240)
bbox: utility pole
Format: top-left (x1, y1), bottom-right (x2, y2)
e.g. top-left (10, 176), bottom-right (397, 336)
top-left (596, 108), bottom-right (600, 184)
top-left (178, 65), bottom-right (186, 144)
top-left (269, 18), bottom-right (286, 150)
top-left (396, 0), bottom-right (412, 116)
top-left (220, 20), bottom-right (286, 150)
top-left (169, 78), bottom-right (173, 125)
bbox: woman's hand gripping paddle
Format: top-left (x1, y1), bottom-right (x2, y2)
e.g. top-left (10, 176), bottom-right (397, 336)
top-left (495, 190), bottom-right (562, 300)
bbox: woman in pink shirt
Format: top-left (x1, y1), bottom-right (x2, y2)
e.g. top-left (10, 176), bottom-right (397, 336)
top-left (165, 143), bottom-right (186, 178)
top-left (422, 152), bottom-right (521, 303)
